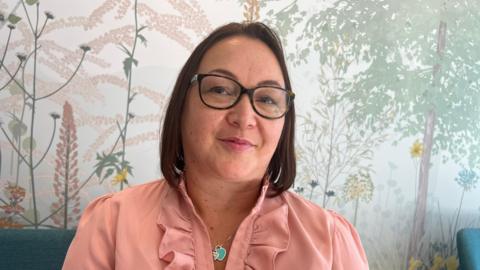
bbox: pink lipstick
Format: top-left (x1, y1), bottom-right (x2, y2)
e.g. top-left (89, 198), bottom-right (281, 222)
top-left (220, 137), bottom-right (254, 152)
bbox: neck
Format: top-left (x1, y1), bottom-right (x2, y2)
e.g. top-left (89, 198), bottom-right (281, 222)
top-left (183, 170), bottom-right (263, 222)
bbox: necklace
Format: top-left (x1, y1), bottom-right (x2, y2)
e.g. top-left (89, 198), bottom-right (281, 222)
top-left (212, 235), bottom-right (233, 262)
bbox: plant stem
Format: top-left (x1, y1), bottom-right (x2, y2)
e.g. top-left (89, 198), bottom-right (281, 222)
top-left (33, 118), bottom-right (57, 169)
top-left (36, 51), bottom-right (87, 100)
top-left (16, 73), bottom-right (29, 186)
top-left (451, 188), bottom-right (465, 253)
top-left (21, 1), bottom-right (35, 35)
top-left (22, 47), bottom-right (37, 87)
top-left (0, 126), bottom-right (30, 166)
top-left (0, 27), bottom-right (12, 67)
top-left (0, 142), bottom-right (2, 177)
top-left (322, 82), bottom-right (338, 207)
top-left (309, 185), bottom-right (315, 200)
top-left (37, 17), bottom-right (49, 38)
top-left (0, 60), bottom-right (33, 99)
top-left (353, 198), bottom-right (359, 226)
top-left (120, 0), bottom-right (139, 190)
top-left (28, 2), bottom-right (40, 228)
top-left (0, 62), bottom-right (22, 91)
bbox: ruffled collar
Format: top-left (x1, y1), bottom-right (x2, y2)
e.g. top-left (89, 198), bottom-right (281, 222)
top-left (156, 177), bottom-right (290, 270)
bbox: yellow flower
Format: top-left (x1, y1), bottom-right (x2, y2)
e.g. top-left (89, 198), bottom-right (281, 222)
top-left (445, 256), bottom-right (458, 270)
top-left (410, 140), bottom-right (423, 158)
top-left (408, 257), bottom-right (423, 270)
top-left (112, 168), bottom-right (128, 185)
top-left (430, 254), bottom-right (444, 270)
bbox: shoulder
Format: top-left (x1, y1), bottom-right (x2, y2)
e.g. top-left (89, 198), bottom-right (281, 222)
top-left (280, 191), bottom-right (369, 268)
top-left (64, 180), bottom-right (170, 269)
top-left (280, 190), bottom-right (338, 225)
top-left (88, 179), bottom-right (168, 207)
top-left (79, 179), bottom-right (169, 226)
top-left (108, 179), bottom-right (168, 203)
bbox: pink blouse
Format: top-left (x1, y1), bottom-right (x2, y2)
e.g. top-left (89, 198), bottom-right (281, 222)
top-left (62, 179), bottom-right (369, 269)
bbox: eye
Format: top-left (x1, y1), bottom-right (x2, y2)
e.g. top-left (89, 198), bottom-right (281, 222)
top-left (255, 95), bottom-right (278, 105)
top-left (208, 86), bottom-right (230, 95)
top-left (205, 86), bottom-right (237, 97)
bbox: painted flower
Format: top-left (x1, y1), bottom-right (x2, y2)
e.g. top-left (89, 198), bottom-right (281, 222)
top-left (44, 11), bottom-right (54, 20)
top-left (455, 169), bottom-right (479, 191)
top-left (50, 112), bottom-right (60, 120)
top-left (0, 204), bottom-right (25, 215)
top-left (309, 180), bottom-right (319, 189)
top-left (1, 183), bottom-right (26, 216)
top-left (430, 254), bottom-right (445, 270)
top-left (410, 140), bottom-right (423, 158)
top-left (112, 168), bottom-right (128, 185)
top-left (4, 183), bottom-right (26, 202)
top-left (343, 171), bottom-right (374, 202)
top-left (0, 217), bottom-right (23, 229)
top-left (80, 44), bottom-right (91, 52)
top-left (445, 256), bottom-right (458, 270)
top-left (408, 257), bottom-right (423, 270)
top-left (294, 187), bottom-right (304, 194)
top-left (16, 53), bottom-right (27, 62)
top-left (325, 190), bottom-right (336, 197)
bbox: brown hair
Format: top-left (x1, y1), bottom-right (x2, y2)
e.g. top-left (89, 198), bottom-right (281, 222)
top-left (160, 22), bottom-right (296, 196)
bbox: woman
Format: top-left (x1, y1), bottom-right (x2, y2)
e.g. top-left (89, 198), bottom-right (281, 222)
top-left (63, 22), bottom-right (369, 270)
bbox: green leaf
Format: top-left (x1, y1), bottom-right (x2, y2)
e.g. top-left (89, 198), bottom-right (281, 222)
top-left (8, 83), bottom-right (23, 95)
top-left (123, 58), bottom-right (132, 79)
top-left (122, 58), bottom-right (138, 79)
top-left (8, 117), bottom-right (27, 139)
top-left (94, 151), bottom-right (124, 181)
top-left (104, 168), bottom-right (115, 180)
top-left (118, 43), bottom-right (132, 57)
top-left (8, 14), bottom-right (22, 24)
top-left (22, 137), bottom-right (36, 150)
top-left (138, 34), bottom-right (147, 47)
top-left (137, 25), bottom-right (147, 33)
top-left (25, 0), bottom-right (38, 5)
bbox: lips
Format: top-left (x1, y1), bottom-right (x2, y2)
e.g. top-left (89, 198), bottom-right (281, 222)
top-left (219, 137), bottom-right (255, 151)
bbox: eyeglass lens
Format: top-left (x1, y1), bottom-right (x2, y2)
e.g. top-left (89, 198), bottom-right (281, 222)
top-left (199, 75), bottom-right (288, 118)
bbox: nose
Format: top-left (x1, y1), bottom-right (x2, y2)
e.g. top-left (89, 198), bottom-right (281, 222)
top-left (226, 94), bottom-right (257, 129)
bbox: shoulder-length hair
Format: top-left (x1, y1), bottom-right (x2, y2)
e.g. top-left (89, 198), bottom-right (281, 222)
top-left (160, 22), bottom-right (296, 196)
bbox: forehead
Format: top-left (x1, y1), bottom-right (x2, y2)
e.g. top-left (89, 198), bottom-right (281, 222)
top-left (197, 36), bottom-right (285, 87)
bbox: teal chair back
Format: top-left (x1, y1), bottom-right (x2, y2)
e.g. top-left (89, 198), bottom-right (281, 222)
top-left (457, 228), bottom-right (480, 270)
top-left (0, 229), bottom-right (75, 270)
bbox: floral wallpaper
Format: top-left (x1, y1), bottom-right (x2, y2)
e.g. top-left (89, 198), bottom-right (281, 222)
top-left (1, 0), bottom-right (479, 269)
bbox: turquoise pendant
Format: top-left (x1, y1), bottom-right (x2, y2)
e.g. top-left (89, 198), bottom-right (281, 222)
top-left (213, 245), bottom-right (227, 261)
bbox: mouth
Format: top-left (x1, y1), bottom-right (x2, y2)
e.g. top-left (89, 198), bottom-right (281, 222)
top-left (219, 137), bottom-right (255, 151)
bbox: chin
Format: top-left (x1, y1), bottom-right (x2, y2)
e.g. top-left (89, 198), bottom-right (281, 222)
top-left (216, 167), bottom-right (264, 183)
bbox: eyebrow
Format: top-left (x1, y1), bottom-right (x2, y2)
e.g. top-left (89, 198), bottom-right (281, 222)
top-left (207, 68), bottom-right (284, 88)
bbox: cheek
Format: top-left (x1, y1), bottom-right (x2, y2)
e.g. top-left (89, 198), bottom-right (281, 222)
top-left (184, 109), bottom-right (223, 146)
top-left (264, 120), bottom-right (285, 150)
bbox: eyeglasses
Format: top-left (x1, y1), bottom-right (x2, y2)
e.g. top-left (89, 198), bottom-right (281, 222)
top-left (190, 73), bottom-right (295, 119)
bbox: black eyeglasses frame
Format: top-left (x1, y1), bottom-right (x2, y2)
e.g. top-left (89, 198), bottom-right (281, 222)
top-left (190, 73), bottom-right (295, 119)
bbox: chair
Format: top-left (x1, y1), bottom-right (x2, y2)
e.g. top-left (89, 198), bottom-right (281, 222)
top-left (0, 229), bottom-right (75, 270)
top-left (457, 228), bottom-right (480, 270)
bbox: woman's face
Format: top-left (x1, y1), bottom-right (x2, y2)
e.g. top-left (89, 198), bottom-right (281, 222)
top-left (181, 36), bottom-right (286, 183)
